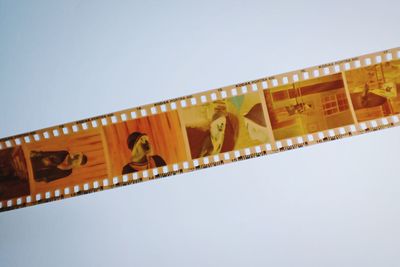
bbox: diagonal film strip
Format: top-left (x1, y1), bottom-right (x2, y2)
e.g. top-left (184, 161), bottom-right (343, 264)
top-left (0, 47), bottom-right (399, 212)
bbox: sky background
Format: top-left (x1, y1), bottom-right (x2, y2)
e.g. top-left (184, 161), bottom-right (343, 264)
top-left (0, 1), bottom-right (400, 266)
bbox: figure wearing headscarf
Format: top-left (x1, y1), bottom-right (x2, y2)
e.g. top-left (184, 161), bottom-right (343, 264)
top-left (122, 132), bottom-right (166, 175)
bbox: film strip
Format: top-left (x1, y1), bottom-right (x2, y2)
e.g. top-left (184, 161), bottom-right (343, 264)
top-left (1, 47), bottom-right (399, 213)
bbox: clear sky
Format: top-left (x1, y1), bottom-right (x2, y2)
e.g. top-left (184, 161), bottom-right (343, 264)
top-left (0, 1), bottom-right (400, 266)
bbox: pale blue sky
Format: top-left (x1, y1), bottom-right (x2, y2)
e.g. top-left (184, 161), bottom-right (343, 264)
top-left (0, 1), bottom-right (400, 266)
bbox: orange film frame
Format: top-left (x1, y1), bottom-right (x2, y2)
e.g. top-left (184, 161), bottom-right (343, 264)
top-left (0, 47), bottom-right (399, 212)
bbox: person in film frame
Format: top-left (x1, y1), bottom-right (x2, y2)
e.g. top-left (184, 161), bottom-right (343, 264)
top-left (186, 100), bottom-right (239, 159)
top-left (30, 150), bottom-right (88, 183)
top-left (122, 132), bottom-right (166, 175)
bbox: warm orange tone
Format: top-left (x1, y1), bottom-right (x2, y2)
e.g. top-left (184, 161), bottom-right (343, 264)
top-left (264, 73), bottom-right (355, 140)
top-left (345, 60), bottom-right (400, 122)
top-left (0, 147), bottom-right (30, 200)
top-left (103, 110), bottom-right (188, 176)
top-left (25, 129), bottom-right (108, 194)
top-left (180, 92), bottom-right (272, 159)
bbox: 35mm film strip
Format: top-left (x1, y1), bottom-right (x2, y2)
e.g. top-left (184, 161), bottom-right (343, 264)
top-left (1, 47), bottom-right (399, 213)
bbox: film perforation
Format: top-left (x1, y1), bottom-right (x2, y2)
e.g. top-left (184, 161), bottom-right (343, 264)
top-left (1, 47), bottom-right (400, 212)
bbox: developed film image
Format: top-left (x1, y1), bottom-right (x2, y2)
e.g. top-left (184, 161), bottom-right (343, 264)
top-left (264, 73), bottom-right (354, 140)
top-left (0, 147), bottom-right (30, 201)
top-left (103, 110), bottom-right (188, 176)
top-left (26, 130), bottom-right (108, 194)
top-left (180, 92), bottom-right (271, 159)
top-left (345, 60), bottom-right (400, 122)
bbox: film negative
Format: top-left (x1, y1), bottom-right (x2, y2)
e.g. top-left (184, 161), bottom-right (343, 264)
top-left (1, 47), bottom-right (399, 212)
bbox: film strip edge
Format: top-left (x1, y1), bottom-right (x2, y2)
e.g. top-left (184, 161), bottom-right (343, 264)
top-left (0, 47), bottom-right (399, 212)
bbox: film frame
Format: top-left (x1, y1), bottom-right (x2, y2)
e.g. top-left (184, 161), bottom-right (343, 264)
top-left (0, 47), bottom-right (399, 212)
